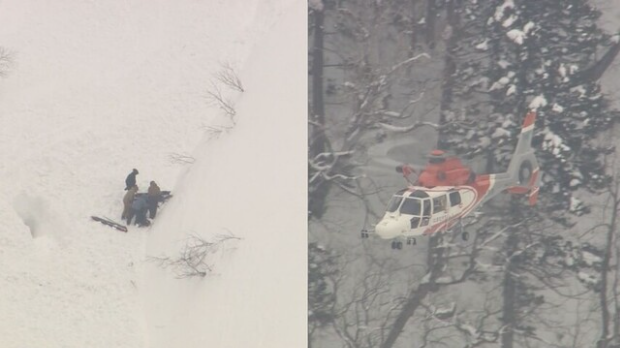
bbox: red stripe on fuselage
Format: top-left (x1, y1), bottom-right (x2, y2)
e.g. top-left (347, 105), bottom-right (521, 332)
top-left (472, 174), bottom-right (493, 203)
top-left (529, 168), bottom-right (539, 187)
top-left (523, 111), bottom-right (536, 128)
top-left (419, 175), bottom-right (490, 235)
top-left (421, 186), bottom-right (478, 236)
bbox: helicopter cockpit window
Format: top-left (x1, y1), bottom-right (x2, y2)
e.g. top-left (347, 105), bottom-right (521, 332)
top-left (400, 198), bottom-right (422, 215)
top-left (387, 195), bottom-right (404, 213)
top-left (410, 190), bottom-right (429, 199)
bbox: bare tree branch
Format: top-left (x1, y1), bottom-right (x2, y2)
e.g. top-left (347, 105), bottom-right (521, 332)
top-left (0, 47), bottom-right (14, 77)
top-left (168, 152), bottom-right (196, 165)
top-left (215, 61), bottom-right (244, 92)
top-left (205, 82), bottom-right (236, 125)
top-left (148, 232), bottom-right (241, 278)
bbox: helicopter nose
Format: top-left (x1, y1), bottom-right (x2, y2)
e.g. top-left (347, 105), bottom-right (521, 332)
top-left (375, 217), bottom-right (408, 239)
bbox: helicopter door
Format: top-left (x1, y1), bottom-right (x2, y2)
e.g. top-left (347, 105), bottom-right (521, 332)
top-left (431, 195), bottom-right (449, 225)
top-left (420, 198), bottom-right (432, 227)
top-left (448, 191), bottom-right (462, 217)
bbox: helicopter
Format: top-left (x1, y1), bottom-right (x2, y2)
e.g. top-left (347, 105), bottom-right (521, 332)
top-left (367, 111), bottom-right (540, 249)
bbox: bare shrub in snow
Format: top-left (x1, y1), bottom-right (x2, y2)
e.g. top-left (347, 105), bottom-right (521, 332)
top-left (168, 152), bottom-right (195, 165)
top-left (149, 232), bottom-right (241, 278)
top-left (201, 124), bottom-right (233, 139)
top-left (205, 82), bottom-right (236, 125)
top-left (0, 47), bottom-right (14, 77)
top-left (215, 61), bottom-right (244, 92)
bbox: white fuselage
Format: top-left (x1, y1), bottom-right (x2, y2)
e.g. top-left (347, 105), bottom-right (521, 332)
top-left (375, 185), bottom-right (477, 239)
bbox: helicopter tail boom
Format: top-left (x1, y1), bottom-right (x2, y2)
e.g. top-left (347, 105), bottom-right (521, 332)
top-left (506, 111), bottom-right (540, 205)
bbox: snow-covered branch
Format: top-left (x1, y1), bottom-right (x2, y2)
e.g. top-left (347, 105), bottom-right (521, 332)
top-left (389, 53), bottom-right (431, 73)
top-left (378, 120), bottom-right (475, 134)
top-left (370, 93), bottom-right (425, 120)
top-left (507, 242), bottom-right (541, 263)
top-left (479, 221), bottom-right (525, 250)
top-left (308, 153), bottom-right (341, 174)
top-left (309, 151), bottom-right (360, 185)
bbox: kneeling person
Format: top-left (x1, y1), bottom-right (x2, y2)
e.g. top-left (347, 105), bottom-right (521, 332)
top-left (128, 195), bottom-right (150, 227)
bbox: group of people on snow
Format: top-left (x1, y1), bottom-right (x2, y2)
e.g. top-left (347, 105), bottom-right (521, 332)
top-left (122, 168), bottom-right (162, 227)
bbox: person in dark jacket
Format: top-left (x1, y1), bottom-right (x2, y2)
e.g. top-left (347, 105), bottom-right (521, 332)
top-left (125, 169), bottom-right (139, 191)
top-left (127, 194), bottom-right (150, 227)
top-left (147, 181), bottom-right (161, 219)
top-left (122, 185), bottom-right (139, 220)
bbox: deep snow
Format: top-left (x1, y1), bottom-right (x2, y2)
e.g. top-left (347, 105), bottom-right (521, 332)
top-left (0, 1), bottom-right (306, 347)
top-left (142, 4), bottom-right (307, 347)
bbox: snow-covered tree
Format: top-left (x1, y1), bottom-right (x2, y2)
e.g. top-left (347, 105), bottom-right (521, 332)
top-left (425, 3), bottom-right (620, 344)
top-left (438, 0), bottom-right (620, 223)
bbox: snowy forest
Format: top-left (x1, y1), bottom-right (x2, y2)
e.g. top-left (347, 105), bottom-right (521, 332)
top-left (308, 0), bottom-right (620, 347)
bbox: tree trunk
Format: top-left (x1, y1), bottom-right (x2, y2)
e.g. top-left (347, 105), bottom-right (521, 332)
top-left (410, 0), bottom-right (424, 52)
top-left (310, 7), bottom-right (326, 158)
top-left (573, 41), bottom-right (620, 86)
top-left (309, 7), bottom-right (329, 218)
top-left (597, 188), bottom-right (619, 348)
top-left (613, 244), bottom-right (620, 345)
top-left (380, 283), bottom-right (432, 348)
top-left (501, 230), bottom-right (518, 348)
top-left (381, 236), bottom-right (446, 348)
top-left (437, 0), bottom-right (459, 150)
top-left (425, 0), bottom-right (436, 48)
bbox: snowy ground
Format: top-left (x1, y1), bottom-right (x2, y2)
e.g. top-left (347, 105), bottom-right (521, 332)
top-left (0, 1), bottom-right (305, 347)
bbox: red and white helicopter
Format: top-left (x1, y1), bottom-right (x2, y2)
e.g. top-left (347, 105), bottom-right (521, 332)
top-left (368, 111), bottom-right (540, 249)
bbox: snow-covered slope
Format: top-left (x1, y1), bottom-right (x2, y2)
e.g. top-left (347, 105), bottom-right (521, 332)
top-left (0, 1), bottom-right (306, 347)
top-left (142, 4), bottom-right (307, 348)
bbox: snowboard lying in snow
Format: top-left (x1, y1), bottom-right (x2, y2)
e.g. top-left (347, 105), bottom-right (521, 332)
top-left (91, 191), bottom-right (173, 232)
top-left (91, 216), bottom-right (128, 232)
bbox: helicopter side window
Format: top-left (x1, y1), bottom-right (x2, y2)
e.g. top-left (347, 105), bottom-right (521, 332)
top-left (400, 198), bottom-right (422, 215)
top-left (422, 199), bottom-right (431, 217)
top-left (432, 195), bottom-right (448, 213)
top-left (449, 191), bottom-right (461, 206)
top-left (387, 196), bottom-right (404, 213)
top-left (410, 217), bottom-right (420, 229)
